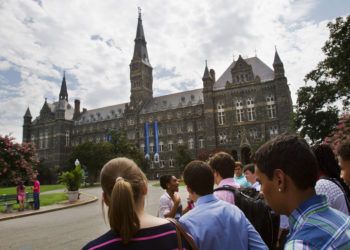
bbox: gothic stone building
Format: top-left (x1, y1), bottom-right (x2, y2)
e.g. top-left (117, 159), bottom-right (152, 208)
top-left (23, 12), bottom-right (293, 177)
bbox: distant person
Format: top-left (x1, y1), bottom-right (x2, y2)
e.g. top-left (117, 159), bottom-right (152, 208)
top-left (313, 144), bottom-right (350, 215)
top-left (254, 134), bottom-right (350, 249)
top-left (32, 172), bottom-right (40, 210)
top-left (338, 141), bottom-right (350, 186)
top-left (243, 164), bottom-right (261, 191)
top-left (234, 161), bottom-right (251, 188)
top-left (208, 152), bottom-right (240, 204)
top-left (83, 157), bottom-right (192, 249)
top-left (16, 181), bottom-right (26, 211)
top-left (179, 160), bottom-right (268, 250)
top-left (158, 175), bottom-right (182, 219)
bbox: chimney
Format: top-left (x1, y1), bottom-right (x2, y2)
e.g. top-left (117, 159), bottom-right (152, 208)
top-left (73, 99), bottom-right (81, 120)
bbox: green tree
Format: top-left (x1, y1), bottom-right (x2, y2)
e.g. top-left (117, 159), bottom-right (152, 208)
top-left (0, 135), bottom-right (38, 186)
top-left (295, 15), bottom-right (350, 143)
top-left (175, 145), bottom-right (193, 173)
top-left (69, 141), bottom-right (114, 184)
top-left (109, 131), bottom-right (147, 171)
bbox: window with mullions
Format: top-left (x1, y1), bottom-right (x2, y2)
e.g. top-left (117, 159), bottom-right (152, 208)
top-left (217, 102), bottom-right (225, 125)
top-left (266, 95), bottom-right (276, 119)
top-left (236, 100), bottom-right (244, 122)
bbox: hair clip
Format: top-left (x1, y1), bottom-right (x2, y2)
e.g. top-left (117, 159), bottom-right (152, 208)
top-left (116, 177), bottom-right (124, 183)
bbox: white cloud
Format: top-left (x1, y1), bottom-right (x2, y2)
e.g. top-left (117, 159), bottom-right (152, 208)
top-left (0, 0), bottom-right (346, 141)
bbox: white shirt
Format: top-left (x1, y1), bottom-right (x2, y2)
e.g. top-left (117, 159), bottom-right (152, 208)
top-left (251, 181), bottom-right (261, 191)
top-left (315, 178), bottom-right (349, 215)
top-left (158, 192), bottom-right (182, 219)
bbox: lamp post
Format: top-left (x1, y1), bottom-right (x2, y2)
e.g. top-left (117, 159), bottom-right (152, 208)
top-left (75, 159), bottom-right (86, 187)
top-left (75, 159), bottom-right (80, 167)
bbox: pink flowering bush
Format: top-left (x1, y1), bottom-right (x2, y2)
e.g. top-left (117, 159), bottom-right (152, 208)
top-left (324, 113), bottom-right (350, 153)
top-left (0, 135), bottom-right (38, 185)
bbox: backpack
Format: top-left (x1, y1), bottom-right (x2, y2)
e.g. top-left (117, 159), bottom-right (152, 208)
top-left (320, 176), bottom-right (350, 214)
top-left (214, 185), bottom-right (280, 249)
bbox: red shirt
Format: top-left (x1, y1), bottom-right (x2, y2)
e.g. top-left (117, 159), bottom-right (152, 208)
top-left (33, 180), bottom-right (40, 193)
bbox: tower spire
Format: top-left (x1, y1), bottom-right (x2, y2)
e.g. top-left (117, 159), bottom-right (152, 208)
top-left (132, 7), bottom-right (150, 64)
top-left (129, 8), bottom-right (153, 107)
top-left (59, 71), bottom-right (68, 101)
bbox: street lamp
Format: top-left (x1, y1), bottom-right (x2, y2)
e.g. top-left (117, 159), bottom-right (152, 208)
top-left (75, 159), bottom-right (80, 167)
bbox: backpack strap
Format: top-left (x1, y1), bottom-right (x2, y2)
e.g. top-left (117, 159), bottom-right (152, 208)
top-left (166, 218), bottom-right (199, 250)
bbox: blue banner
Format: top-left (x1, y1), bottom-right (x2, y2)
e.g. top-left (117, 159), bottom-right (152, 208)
top-left (154, 121), bottom-right (159, 162)
top-left (144, 122), bottom-right (150, 159)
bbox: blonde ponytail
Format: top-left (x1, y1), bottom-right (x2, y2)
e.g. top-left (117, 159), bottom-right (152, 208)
top-left (109, 178), bottom-right (140, 244)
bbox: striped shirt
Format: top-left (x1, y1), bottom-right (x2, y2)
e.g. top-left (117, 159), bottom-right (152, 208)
top-left (285, 195), bottom-right (350, 250)
top-left (82, 222), bottom-right (190, 250)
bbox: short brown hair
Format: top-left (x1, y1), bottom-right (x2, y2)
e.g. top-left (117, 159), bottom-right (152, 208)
top-left (183, 160), bottom-right (214, 196)
top-left (243, 163), bottom-right (255, 174)
top-left (208, 152), bottom-right (235, 178)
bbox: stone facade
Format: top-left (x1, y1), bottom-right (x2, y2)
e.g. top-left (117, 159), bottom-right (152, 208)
top-left (23, 11), bottom-right (293, 177)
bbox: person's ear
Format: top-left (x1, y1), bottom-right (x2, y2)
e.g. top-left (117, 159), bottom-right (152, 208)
top-left (102, 192), bottom-right (110, 206)
top-left (273, 169), bottom-right (287, 192)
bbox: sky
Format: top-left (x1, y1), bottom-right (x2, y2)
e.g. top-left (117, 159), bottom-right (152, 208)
top-left (0, 0), bottom-right (349, 142)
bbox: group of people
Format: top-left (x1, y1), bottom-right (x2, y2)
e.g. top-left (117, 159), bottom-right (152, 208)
top-left (16, 172), bottom-right (41, 211)
top-left (83, 134), bottom-right (350, 249)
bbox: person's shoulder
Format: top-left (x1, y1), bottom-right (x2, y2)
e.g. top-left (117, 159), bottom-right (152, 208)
top-left (159, 193), bottom-right (169, 201)
top-left (82, 230), bottom-right (117, 250)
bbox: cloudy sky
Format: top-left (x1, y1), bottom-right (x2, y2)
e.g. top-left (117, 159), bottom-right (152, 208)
top-left (0, 0), bottom-right (349, 142)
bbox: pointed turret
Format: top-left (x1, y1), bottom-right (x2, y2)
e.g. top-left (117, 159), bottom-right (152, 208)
top-left (129, 7), bottom-right (153, 108)
top-left (59, 72), bottom-right (68, 101)
top-left (273, 47), bottom-right (285, 79)
top-left (23, 107), bottom-right (32, 143)
top-left (202, 60), bottom-right (214, 92)
top-left (202, 60), bottom-right (212, 81)
top-left (24, 107), bottom-right (32, 119)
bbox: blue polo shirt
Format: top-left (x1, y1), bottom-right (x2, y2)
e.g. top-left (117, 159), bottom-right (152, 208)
top-left (179, 194), bottom-right (268, 250)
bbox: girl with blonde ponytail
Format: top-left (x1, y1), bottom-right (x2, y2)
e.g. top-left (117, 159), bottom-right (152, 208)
top-left (83, 157), bottom-right (192, 249)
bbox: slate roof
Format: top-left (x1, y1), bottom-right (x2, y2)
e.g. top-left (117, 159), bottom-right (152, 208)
top-left (140, 88), bottom-right (203, 114)
top-left (76, 103), bottom-right (127, 124)
top-left (214, 57), bottom-right (274, 90)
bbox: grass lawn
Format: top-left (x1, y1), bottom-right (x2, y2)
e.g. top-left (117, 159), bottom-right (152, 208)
top-left (0, 184), bottom-right (65, 195)
top-left (0, 192), bottom-right (68, 213)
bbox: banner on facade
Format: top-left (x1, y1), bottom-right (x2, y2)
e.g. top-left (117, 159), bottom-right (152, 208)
top-left (144, 122), bottom-right (150, 160)
top-left (154, 121), bottom-right (159, 163)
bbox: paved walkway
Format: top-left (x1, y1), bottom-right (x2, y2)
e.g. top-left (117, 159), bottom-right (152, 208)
top-left (0, 191), bottom-right (97, 221)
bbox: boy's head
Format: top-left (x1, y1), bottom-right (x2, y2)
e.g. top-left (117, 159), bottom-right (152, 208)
top-left (183, 160), bottom-right (214, 196)
top-left (234, 162), bottom-right (243, 177)
top-left (243, 163), bottom-right (257, 184)
top-left (208, 152), bottom-right (235, 184)
top-left (254, 134), bottom-right (318, 214)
